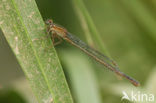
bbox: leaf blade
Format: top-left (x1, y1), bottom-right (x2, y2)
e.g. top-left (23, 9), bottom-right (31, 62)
top-left (0, 0), bottom-right (73, 103)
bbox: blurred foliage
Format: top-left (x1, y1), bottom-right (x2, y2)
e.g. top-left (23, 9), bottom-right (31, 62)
top-left (0, 89), bottom-right (26, 103)
top-left (0, 0), bottom-right (156, 103)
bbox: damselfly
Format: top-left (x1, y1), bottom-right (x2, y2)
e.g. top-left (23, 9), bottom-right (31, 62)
top-left (45, 19), bottom-right (140, 87)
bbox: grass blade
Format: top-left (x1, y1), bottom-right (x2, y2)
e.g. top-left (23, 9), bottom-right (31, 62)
top-left (60, 50), bottom-right (102, 103)
top-left (0, 0), bottom-right (73, 103)
top-left (71, 0), bottom-right (110, 55)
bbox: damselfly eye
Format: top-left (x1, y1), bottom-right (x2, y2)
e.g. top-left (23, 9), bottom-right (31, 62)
top-left (45, 19), bottom-right (53, 25)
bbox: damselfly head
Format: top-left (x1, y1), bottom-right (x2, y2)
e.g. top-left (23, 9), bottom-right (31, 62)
top-left (45, 19), bottom-right (53, 26)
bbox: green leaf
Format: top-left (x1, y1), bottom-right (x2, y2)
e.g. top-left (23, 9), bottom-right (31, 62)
top-left (0, 0), bottom-right (73, 103)
top-left (60, 49), bottom-right (102, 103)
